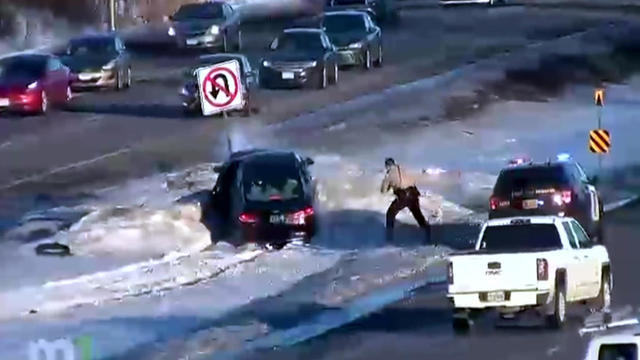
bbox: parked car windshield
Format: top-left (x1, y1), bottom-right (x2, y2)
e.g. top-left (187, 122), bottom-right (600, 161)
top-left (479, 224), bottom-right (562, 252)
top-left (0, 56), bottom-right (46, 81)
top-left (275, 32), bottom-right (324, 52)
top-left (323, 14), bottom-right (366, 33)
top-left (173, 3), bottom-right (224, 20)
top-left (68, 38), bottom-right (116, 56)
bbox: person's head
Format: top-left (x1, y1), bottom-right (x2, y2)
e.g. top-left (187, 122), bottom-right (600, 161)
top-left (384, 157), bottom-right (395, 170)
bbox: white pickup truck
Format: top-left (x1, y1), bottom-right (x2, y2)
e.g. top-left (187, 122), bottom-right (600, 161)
top-left (447, 216), bottom-right (612, 330)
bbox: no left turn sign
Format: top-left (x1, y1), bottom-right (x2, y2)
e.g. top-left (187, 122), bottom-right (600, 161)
top-left (196, 60), bottom-right (244, 116)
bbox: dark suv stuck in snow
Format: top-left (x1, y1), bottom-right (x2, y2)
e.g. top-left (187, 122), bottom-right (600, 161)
top-left (205, 149), bottom-right (318, 248)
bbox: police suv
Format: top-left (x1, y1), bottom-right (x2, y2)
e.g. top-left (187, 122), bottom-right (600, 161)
top-left (489, 154), bottom-right (604, 242)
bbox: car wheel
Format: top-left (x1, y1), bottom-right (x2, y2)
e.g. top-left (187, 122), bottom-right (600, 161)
top-left (547, 281), bottom-right (566, 329)
top-left (65, 84), bottom-right (72, 102)
top-left (331, 62), bottom-right (338, 85)
top-left (363, 49), bottom-right (371, 70)
top-left (594, 271), bottom-right (612, 313)
top-left (124, 67), bottom-right (132, 89)
top-left (241, 94), bottom-right (251, 117)
top-left (40, 90), bottom-right (49, 114)
top-left (115, 70), bottom-right (122, 91)
top-left (452, 311), bottom-right (470, 334)
top-left (236, 30), bottom-right (242, 51)
top-left (374, 44), bottom-right (383, 67)
top-left (317, 66), bottom-right (327, 89)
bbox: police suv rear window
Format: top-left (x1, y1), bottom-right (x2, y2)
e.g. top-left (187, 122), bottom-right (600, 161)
top-left (493, 165), bottom-right (570, 196)
top-left (598, 343), bottom-right (637, 360)
top-left (479, 224), bottom-right (562, 252)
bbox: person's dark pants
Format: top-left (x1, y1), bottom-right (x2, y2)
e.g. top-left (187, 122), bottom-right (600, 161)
top-left (386, 186), bottom-right (432, 243)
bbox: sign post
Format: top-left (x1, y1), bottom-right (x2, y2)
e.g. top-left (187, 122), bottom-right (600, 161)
top-left (196, 60), bottom-right (245, 117)
top-left (592, 88), bottom-right (607, 173)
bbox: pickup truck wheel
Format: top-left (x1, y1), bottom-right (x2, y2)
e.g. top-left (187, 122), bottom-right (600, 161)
top-left (594, 272), bottom-right (612, 312)
top-left (547, 284), bottom-right (566, 329)
top-left (452, 317), bottom-right (470, 333)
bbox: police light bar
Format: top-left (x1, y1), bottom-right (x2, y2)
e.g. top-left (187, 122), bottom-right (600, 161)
top-left (508, 157), bottom-right (531, 166)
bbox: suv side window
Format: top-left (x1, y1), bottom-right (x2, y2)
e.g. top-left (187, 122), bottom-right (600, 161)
top-left (571, 220), bottom-right (593, 248)
top-left (574, 163), bottom-right (589, 183)
top-left (562, 222), bottom-right (579, 249)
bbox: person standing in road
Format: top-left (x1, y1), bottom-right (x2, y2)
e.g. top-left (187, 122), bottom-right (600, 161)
top-left (380, 158), bottom-right (432, 243)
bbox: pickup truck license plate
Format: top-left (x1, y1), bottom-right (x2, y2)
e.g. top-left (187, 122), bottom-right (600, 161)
top-left (186, 38), bottom-right (199, 45)
top-left (270, 214), bottom-right (285, 224)
top-left (523, 199), bottom-right (538, 209)
top-left (281, 71), bottom-right (294, 79)
top-left (486, 291), bottom-right (505, 302)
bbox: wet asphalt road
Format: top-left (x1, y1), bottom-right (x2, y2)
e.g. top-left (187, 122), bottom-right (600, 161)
top-left (248, 202), bottom-right (640, 360)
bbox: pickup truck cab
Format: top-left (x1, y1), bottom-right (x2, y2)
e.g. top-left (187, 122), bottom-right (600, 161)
top-left (447, 216), bottom-right (611, 330)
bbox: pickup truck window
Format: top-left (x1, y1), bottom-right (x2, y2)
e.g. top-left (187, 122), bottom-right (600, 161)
top-left (562, 222), bottom-right (579, 249)
top-left (571, 221), bottom-right (593, 248)
top-left (598, 343), bottom-right (637, 360)
top-left (479, 224), bottom-right (562, 252)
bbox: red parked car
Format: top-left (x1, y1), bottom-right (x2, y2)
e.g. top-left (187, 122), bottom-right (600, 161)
top-left (0, 54), bottom-right (73, 114)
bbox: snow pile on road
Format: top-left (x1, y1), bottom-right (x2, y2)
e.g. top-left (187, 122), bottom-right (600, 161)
top-left (0, 244), bottom-right (263, 320)
top-left (56, 204), bottom-right (210, 258)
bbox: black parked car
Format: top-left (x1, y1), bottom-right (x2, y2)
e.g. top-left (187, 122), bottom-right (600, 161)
top-left (206, 149), bottom-right (318, 248)
top-left (489, 155), bottom-right (604, 242)
top-left (322, 11), bottom-right (383, 69)
top-left (180, 53), bottom-right (258, 116)
top-left (260, 28), bottom-right (339, 89)
top-left (61, 34), bottom-right (131, 91)
top-left (167, 2), bottom-right (242, 52)
top-left (326, 0), bottom-right (398, 23)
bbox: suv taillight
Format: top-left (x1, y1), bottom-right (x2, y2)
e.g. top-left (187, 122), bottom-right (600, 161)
top-left (490, 196), bottom-right (500, 210)
top-left (537, 258), bottom-right (548, 281)
top-left (285, 206), bottom-right (314, 225)
top-left (561, 190), bottom-right (572, 204)
top-left (239, 212), bottom-right (258, 224)
top-left (447, 262), bottom-right (454, 284)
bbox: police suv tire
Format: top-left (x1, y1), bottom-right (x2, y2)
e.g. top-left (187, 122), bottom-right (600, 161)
top-left (547, 281), bottom-right (566, 329)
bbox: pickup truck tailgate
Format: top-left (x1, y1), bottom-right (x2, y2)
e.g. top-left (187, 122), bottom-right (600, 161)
top-left (449, 253), bottom-right (540, 293)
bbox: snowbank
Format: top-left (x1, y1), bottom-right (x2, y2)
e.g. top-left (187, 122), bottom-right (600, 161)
top-left (0, 244), bottom-right (263, 320)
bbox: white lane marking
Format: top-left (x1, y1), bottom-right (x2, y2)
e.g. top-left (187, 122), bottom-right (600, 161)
top-left (0, 147), bottom-right (131, 191)
top-left (604, 195), bottom-right (640, 213)
top-left (0, 141), bottom-right (10, 149)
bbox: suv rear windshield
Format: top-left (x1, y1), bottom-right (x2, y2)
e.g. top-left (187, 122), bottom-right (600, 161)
top-left (242, 162), bottom-right (303, 202)
top-left (479, 224), bottom-right (562, 252)
top-left (493, 165), bottom-right (570, 196)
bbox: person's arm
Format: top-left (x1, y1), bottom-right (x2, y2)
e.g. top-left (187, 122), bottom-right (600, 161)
top-left (380, 172), bottom-right (390, 193)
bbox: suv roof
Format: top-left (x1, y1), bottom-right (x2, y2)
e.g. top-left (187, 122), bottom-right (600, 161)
top-left (228, 149), bottom-right (298, 163)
